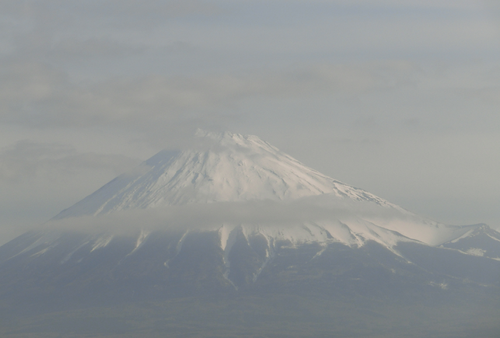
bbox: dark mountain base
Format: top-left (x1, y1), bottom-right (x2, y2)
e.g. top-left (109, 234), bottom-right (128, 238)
top-left (2, 230), bottom-right (499, 304)
top-left (1, 229), bottom-right (500, 337)
top-left (1, 287), bottom-right (499, 338)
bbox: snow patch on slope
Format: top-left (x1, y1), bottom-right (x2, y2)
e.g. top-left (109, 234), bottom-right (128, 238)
top-left (11, 231), bottom-right (61, 259)
top-left (91, 234), bottom-right (114, 252)
top-left (176, 230), bottom-right (190, 255)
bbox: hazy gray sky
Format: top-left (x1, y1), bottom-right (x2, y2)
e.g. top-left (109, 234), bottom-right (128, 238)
top-left (1, 0), bottom-right (500, 243)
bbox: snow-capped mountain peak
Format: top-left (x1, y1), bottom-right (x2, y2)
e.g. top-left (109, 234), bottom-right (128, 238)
top-left (54, 131), bottom-right (396, 219)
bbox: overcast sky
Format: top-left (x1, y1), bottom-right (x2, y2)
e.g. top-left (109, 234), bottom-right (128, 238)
top-left (1, 0), bottom-right (500, 244)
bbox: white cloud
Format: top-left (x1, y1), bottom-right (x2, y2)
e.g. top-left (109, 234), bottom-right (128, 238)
top-left (0, 140), bottom-right (139, 183)
top-left (333, 0), bottom-right (482, 10)
top-left (42, 195), bottom-right (406, 235)
top-left (0, 60), bottom-right (422, 132)
top-left (48, 38), bottom-right (146, 60)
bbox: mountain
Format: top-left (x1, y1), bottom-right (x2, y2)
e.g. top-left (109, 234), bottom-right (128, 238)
top-left (0, 131), bottom-right (499, 337)
top-left (52, 130), bottom-right (479, 247)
